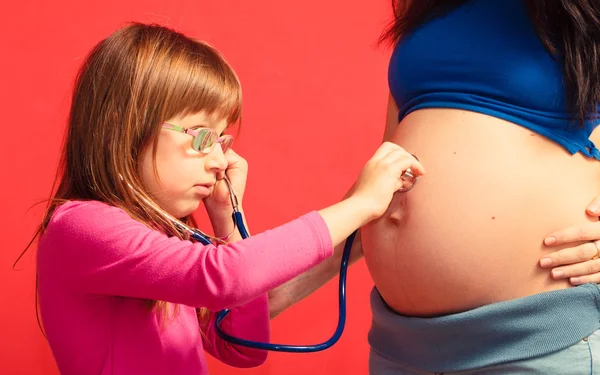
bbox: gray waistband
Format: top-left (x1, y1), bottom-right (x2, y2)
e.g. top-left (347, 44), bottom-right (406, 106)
top-left (368, 284), bottom-right (600, 372)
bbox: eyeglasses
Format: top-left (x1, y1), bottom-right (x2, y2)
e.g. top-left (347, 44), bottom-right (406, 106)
top-left (162, 123), bottom-right (234, 154)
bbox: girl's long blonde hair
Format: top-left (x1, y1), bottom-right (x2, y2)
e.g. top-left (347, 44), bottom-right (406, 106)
top-left (17, 22), bottom-right (243, 326)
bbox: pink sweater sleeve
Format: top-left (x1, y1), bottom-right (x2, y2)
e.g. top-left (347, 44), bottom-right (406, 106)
top-left (198, 294), bottom-right (270, 367)
top-left (40, 200), bottom-right (333, 311)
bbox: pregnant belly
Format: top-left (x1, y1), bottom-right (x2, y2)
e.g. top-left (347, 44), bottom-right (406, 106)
top-left (362, 108), bottom-right (600, 317)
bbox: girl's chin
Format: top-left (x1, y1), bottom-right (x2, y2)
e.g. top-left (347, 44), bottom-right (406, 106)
top-left (167, 200), bottom-right (201, 220)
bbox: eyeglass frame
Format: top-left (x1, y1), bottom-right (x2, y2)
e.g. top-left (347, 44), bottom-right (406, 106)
top-left (161, 123), bottom-right (234, 154)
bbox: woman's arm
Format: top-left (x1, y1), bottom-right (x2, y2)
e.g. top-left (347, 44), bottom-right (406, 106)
top-left (267, 231), bottom-right (362, 319)
top-left (383, 91), bottom-right (401, 142)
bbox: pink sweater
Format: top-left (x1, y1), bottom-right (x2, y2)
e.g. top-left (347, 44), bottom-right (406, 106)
top-left (37, 200), bottom-right (333, 375)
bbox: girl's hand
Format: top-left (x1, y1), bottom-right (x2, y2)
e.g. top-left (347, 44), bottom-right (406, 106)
top-left (349, 142), bottom-right (425, 220)
top-left (204, 149), bottom-right (248, 213)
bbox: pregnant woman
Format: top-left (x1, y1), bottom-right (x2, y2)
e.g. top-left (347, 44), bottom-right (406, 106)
top-left (362, 1), bottom-right (600, 373)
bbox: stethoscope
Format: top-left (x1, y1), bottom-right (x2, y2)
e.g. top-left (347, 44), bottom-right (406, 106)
top-left (176, 164), bottom-right (420, 352)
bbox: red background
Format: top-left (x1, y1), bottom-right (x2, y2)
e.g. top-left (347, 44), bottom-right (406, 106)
top-left (1, 1), bottom-right (393, 373)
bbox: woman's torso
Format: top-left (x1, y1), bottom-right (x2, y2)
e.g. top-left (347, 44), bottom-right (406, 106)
top-left (363, 109), bottom-right (600, 316)
top-left (362, 0), bottom-right (600, 317)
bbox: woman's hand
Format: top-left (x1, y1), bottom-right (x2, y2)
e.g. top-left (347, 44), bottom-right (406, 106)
top-left (539, 196), bottom-right (600, 285)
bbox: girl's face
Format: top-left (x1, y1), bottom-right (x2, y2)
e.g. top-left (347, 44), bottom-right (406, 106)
top-left (139, 111), bottom-right (229, 218)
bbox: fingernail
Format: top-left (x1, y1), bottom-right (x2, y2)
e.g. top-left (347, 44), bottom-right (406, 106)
top-left (540, 258), bottom-right (552, 267)
top-left (544, 237), bottom-right (556, 245)
top-left (589, 204), bottom-right (600, 214)
top-left (552, 270), bottom-right (564, 278)
top-left (571, 277), bottom-right (582, 285)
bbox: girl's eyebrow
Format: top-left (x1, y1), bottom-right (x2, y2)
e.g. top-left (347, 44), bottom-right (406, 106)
top-left (188, 124), bottom-right (213, 132)
top-left (192, 123), bottom-right (227, 134)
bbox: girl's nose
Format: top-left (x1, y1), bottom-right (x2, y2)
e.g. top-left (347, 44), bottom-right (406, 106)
top-left (206, 143), bottom-right (228, 172)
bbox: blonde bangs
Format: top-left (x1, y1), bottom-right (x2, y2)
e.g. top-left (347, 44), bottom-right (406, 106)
top-left (160, 39), bottom-right (243, 127)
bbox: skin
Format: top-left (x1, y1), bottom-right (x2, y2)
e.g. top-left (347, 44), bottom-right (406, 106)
top-left (139, 112), bottom-right (230, 219)
top-left (360, 96), bottom-right (600, 316)
top-left (541, 197), bottom-right (600, 285)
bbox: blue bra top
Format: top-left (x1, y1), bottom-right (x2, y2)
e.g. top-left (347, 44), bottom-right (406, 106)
top-left (389, 0), bottom-right (600, 159)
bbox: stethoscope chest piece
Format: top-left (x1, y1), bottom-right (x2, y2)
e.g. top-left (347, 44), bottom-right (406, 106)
top-left (398, 153), bottom-right (420, 192)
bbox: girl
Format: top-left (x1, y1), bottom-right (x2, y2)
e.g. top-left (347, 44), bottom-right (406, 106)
top-left (32, 23), bottom-right (424, 375)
